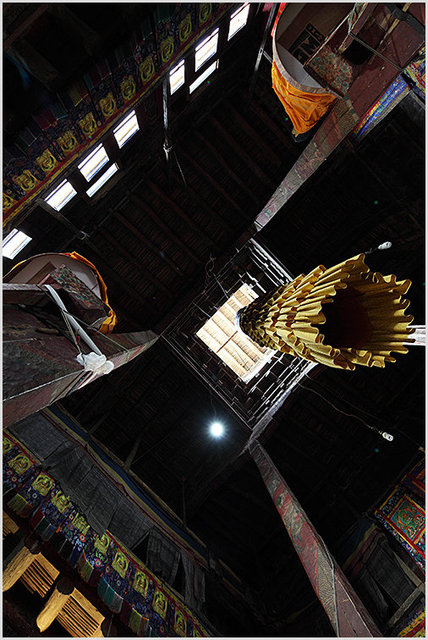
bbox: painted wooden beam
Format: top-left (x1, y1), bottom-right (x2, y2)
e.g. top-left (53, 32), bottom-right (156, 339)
top-left (249, 440), bottom-right (382, 637)
top-left (3, 303), bottom-right (158, 428)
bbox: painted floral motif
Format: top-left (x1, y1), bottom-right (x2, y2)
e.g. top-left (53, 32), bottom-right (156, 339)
top-left (112, 549), bottom-right (129, 578)
top-left (160, 36), bottom-right (174, 64)
top-left (35, 149), bottom-right (57, 174)
top-left (78, 112), bottom-right (97, 138)
top-left (57, 130), bottom-right (78, 155)
top-left (99, 92), bottom-right (117, 118)
top-left (139, 55), bottom-right (155, 84)
top-left (13, 170), bottom-right (38, 193)
top-left (32, 473), bottom-right (54, 496)
top-left (178, 14), bottom-right (192, 43)
top-left (120, 75), bottom-right (136, 102)
top-left (8, 454), bottom-right (32, 475)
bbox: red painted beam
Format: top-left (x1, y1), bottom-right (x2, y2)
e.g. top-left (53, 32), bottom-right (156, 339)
top-left (249, 441), bottom-right (382, 637)
top-left (3, 303), bottom-right (157, 428)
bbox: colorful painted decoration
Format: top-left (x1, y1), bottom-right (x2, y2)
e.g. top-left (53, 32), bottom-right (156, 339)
top-left (3, 429), bottom-right (210, 637)
top-left (3, 4), bottom-right (230, 226)
top-left (375, 457), bottom-right (425, 572)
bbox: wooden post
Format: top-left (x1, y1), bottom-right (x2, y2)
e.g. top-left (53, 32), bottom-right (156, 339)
top-left (249, 441), bottom-right (382, 637)
top-left (3, 542), bottom-right (40, 591)
top-left (36, 577), bottom-right (74, 632)
top-left (3, 301), bottom-right (158, 428)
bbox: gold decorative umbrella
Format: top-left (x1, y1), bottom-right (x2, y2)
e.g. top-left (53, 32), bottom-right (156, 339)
top-left (237, 254), bottom-right (414, 370)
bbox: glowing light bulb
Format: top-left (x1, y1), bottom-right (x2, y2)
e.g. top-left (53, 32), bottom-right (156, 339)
top-left (210, 422), bottom-right (224, 437)
top-left (382, 432), bottom-right (394, 441)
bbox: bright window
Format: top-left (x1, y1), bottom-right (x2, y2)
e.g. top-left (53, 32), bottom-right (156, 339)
top-left (86, 163), bottom-right (119, 197)
top-left (195, 28), bottom-right (219, 71)
top-left (196, 284), bottom-right (274, 381)
top-left (113, 110), bottom-right (140, 148)
top-left (189, 60), bottom-right (218, 94)
top-left (2, 228), bottom-right (32, 259)
top-left (169, 59), bottom-right (185, 94)
top-left (44, 179), bottom-right (77, 211)
top-left (228, 3), bottom-right (250, 40)
top-left (78, 144), bottom-right (109, 181)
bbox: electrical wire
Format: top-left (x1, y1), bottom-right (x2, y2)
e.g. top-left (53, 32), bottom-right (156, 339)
top-left (298, 381), bottom-right (394, 441)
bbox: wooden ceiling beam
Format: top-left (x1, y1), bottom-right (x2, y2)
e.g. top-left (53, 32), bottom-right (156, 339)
top-left (225, 99), bottom-right (283, 167)
top-left (129, 192), bottom-right (201, 265)
top-left (96, 226), bottom-right (170, 294)
top-left (246, 95), bottom-right (296, 152)
top-left (172, 173), bottom-right (235, 233)
top-left (145, 175), bottom-right (215, 249)
top-left (194, 130), bottom-right (256, 200)
top-left (112, 209), bottom-right (185, 279)
top-left (178, 148), bottom-right (244, 217)
top-left (208, 116), bottom-right (276, 188)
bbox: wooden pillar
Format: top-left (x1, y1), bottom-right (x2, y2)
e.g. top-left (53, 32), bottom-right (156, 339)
top-left (36, 576), bottom-right (74, 632)
top-left (3, 298), bottom-right (158, 428)
top-left (249, 440), bottom-right (382, 637)
top-left (3, 541), bottom-right (40, 591)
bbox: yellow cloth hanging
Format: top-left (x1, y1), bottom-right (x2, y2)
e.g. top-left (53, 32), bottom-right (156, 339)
top-left (238, 254), bottom-right (414, 370)
top-left (272, 60), bottom-right (337, 134)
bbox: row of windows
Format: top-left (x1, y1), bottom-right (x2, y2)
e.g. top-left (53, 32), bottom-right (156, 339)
top-left (3, 4), bottom-right (250, 260)
top-left (169, 3), bottom-right (250, 95)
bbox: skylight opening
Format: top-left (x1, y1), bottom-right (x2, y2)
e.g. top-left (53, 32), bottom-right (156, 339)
top-left (78, 144), bottom-right (109, 181)
top-left (2, 228), bottom-right (32, 259)
top-left (44, 179), bottom-right (77, 211)
top-left (169, 59), bottom-right (185, 94)
top-left (196, 283), bottom-right (274, 381)
top-left (86, 163), bottom-right (119, 197)
top-left (113, 110), bottom-right (140, 148)
top-left (228, 3), bottom-right (250, 40)
top-left (195, 28), bottom-right (219, 71)
top-left (189, 60), bottom-right (218, 94)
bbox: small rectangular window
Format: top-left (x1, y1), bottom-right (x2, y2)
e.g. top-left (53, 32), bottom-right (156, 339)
top-left (189, 60), bottom-right (218, 94)
top-left (2, 228), bottom-right (32, 259)
top-left (78, 144), bottom-right (109, 181)
top-left (86, 163), bottom-right (118, 197)
top-left (228, 3), bottom-right (250, 40)
top-left (44, 179), bottom-right (77, 211)
top-left (195, 28), bottom-right (219, 71)
top-left (113, 110), bottom-right (140, 148)
top-left (169, 60), bottom-right (185, 95)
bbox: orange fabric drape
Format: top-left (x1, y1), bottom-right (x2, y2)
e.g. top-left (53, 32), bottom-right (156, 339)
top-left (63, 252), bottom-right (117, 333)
top-left (272, 60), bottom-right (336, 134)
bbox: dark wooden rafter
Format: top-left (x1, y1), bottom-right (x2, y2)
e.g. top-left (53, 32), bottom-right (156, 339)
top-left (208, 116), bottom-right (276, 188)
top-left (145, 175), bottom-right (215, 248)
top-left (246, 94), bottom-right (297, 152)
top-left (225, 99), bottom-right (283, 167)
top-left (194, 130), bottom-right (256, 200)
top-left (96, 226), bottom-right (170, 294)
top-left (128, 192), bottom-right (201, 265)
top-left (179, 147), bottom-right (244, 216)
top-left (172, 173), bottom-right (235, 233)
top-left (247, 3), bottom-right (278, 104)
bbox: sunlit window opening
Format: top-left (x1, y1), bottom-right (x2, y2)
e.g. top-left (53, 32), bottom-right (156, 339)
top-left (78, 144), bottom-right (109, 181)
top-left (86, 163), bottom-right (119, 197)
top-left (113, 110), bottom-right (140, 148)
top-left (169, 60), bottom-right (185, 94)
top-left (2, 228), bottom-right (32, 259)
top-left (44, 179), bottom-right (77, 211)
top-left (189, 60), bottom-right (218, 94)
top-left (228, 3), bottom-right (250, 40)
top-left (195, 28), bottom-right (219, 71)
top-left (196, 283), bottom-right (274, 381)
